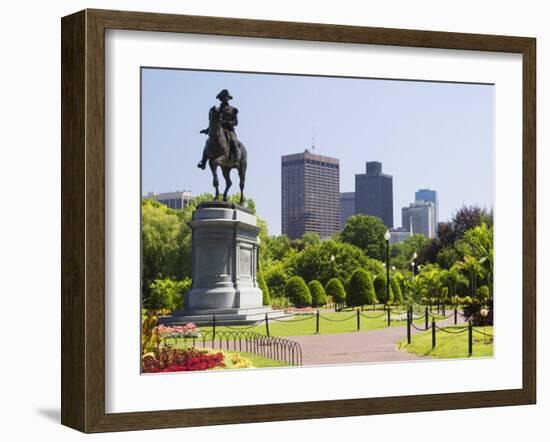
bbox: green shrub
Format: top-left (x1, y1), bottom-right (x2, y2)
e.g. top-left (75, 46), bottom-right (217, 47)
top-left (325, 278), bottom-right (346, 304)
top-left (145, 278), bottom-right (191, 311)
top-left (390, 276), bottom-right (403, 304)
top-left (285, 276), bottom-right (312, 307)
top-left (271, 296), bottom-right (291, 310)
top-left (257, 273), bottom-right (271, 305)
top-left (373, 273), bottom-right (393, 304)
top-left (347, 269), bottom-right (375, 307)
top-left (308, 280), bottom-right (327, 307)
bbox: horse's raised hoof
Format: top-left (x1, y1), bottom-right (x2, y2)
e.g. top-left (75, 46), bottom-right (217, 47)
top-left (197, 160), bottom-right (206, 170)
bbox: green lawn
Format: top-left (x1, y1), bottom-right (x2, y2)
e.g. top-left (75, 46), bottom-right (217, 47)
top-left (188, 310), bottom-right (431, 337)
top-left (222, 351), bottom-right (289, 369)
top-left (397, 325), bottom-right (494, 359)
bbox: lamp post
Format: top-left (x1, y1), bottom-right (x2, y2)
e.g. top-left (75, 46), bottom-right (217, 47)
top-left (330, 254), bottom-right (336, 310)
top-left (411, 252), bottom-right (418, 277)
top-left (384, 230), bottom-right (390, 310)
top-left (480, 307), bottom-right (489, 344)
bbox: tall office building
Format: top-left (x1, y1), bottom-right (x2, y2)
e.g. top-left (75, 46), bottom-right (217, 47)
top-left (402, 201), bottom-right (436, 239)
top-left (340, 192), bottom-right (356, 229)
top-left (281, 150), bottom-right (340, 239)
top-left (146, 190), bottom-right (194, 210)
top-left (355, 161), bottom-right (394, 228)
top-left (415, 188), bottom-right (438, 224)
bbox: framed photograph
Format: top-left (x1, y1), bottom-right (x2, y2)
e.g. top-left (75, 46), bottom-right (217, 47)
top-left (61, 9), bottom-right (536, 433)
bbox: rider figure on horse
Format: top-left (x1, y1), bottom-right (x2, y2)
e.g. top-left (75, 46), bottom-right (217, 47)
top-left (197, 89), bottom-right (240, 169)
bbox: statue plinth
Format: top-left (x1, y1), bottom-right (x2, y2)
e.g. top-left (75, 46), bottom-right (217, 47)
top-left (160, 202), bottom-right (283, 325)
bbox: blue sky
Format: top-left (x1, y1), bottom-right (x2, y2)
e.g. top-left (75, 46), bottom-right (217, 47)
top-left (142, 68), bottom-right (494, 236)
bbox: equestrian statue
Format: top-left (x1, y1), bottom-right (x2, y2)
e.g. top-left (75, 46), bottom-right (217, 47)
top-left (197, 89), bottom-right (247, 204)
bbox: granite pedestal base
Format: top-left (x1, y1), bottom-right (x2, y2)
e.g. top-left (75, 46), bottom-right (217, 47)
top-left (160, 202), bottom-right (282, 325)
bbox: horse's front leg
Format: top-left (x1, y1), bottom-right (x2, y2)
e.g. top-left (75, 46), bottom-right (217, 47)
top-left (222, 167), bottom-right (232, 202)
top-left (210, 161), bottom-right (220, 200)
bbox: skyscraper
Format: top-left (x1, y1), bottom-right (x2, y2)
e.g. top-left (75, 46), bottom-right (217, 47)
top-left (402, 201), bottom-right (436, 238)
top-left (415, 188), bottom-right (438, 224)
top-left (281, 150), bottom-right (340, 239)
top-left (340, 192), bottom-right (356, 229)
top-left (355, 161), bottom-right (394, 228)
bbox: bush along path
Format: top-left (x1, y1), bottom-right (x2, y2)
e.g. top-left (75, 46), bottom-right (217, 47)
top-left (286, 313), bottom-right (466, 366)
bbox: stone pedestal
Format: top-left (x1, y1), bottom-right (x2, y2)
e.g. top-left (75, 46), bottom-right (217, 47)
top-left (160, 202), bottom-right (283, 325)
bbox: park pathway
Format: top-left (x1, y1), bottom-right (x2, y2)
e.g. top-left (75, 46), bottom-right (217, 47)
top-left (287, 314), bottom-right (461, 366)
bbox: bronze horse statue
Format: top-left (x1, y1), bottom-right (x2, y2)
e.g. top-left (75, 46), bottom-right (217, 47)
top-left (201, 106), bottom-right (247, 204)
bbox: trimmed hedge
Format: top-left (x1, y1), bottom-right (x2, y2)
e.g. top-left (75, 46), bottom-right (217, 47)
top-left (374, 273), bottom-right (393, 304)
top-left (258, 273), bottom-right (271, 306)
top-left (390, 276), bottom-right (403, 304)
top-left (308, 280), bottom-right (327, 307)
top-left (285, 276), bottom-right (312, 307)
top-left (347, 269), bottom-right (375, 307)
top-left (325, 278), bottom-right (346, 304)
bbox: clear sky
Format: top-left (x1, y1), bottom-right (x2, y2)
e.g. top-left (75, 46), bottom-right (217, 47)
top-left (142, 68), bottom-right (494, 236)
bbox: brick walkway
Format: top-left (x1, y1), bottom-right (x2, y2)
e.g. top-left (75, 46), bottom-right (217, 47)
top-left (288, 315), bottom-right (460, 366)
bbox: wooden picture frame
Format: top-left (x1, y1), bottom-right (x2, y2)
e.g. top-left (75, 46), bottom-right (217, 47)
top-left (61, 8), bottom-right (536, 433)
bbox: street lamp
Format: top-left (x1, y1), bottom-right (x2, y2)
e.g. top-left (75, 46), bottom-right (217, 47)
top-left (411, 252), bottom-right (418, 277)
top-left (480, 307), bottom-right (489, 344)
top-left (384, 230), bottom-right (390, 310)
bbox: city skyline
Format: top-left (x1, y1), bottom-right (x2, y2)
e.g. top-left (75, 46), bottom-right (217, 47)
top-left (142, 68), bottom-right (494, 236)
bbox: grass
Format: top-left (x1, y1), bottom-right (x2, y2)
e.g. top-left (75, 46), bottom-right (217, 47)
top-left (191, 309), bottom-right (430, 337)
top-left (397, 325), bottom-right (494, 359)
top-left (222, 351), bottom-right (289, 369)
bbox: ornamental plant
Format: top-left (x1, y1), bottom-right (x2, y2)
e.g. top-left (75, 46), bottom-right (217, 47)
top-left (257, 273), bottom-right (271, 305)
top-left (347, 269), bottom-right (375, 307)
top-left (325, 278), bottom-right (346, 305)
top-left (141, 347), bottom-right (225, 373)
top-left (285, 276), bottom-right (312, 307)
top-left (373, 272), bottom-right (393, 304)
top-left (308, 280), bottom-right (327, 307)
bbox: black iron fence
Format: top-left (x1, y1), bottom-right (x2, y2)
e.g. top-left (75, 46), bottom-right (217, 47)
top-left (404, 306), bottom-right (493, 356)
top-left (161, 329), bottom-right (302, 366)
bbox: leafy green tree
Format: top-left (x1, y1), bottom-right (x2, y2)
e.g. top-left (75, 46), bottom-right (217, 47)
top-left (285, 276), bottom-right (312, 307)
top-left (145, 278), bottom-right (191, 311)
top-left (436, 246), bottom-right (462, 270)
top-left (308, 280), bottom-right (327, 307)
top-left (141, 199), bottom-right (184, 295)
top-left (390, 234), bottom-right (431, 270)
top-left (264, 235), bottom-right (292, 262)
top-left (439, 264), bottom-right (468, 300)
top-left (416, 266), bottom-right (444, 307)
top-left (263, 261), bottom-right (290, 298)
top-left (257, 273), bottom-right (271, 305)
top-left (325, 278), bottom-right (346, 305)
top-left (373, 272), bottom-right (393, 304)
top-left (340, 215), bottom-right (387, 260)
top-left (292, 240), bottom-right (368, 286)
top-left (348, 269), bottom-right (375, 307)
top-left (457, 255), bottom-right (484, 298)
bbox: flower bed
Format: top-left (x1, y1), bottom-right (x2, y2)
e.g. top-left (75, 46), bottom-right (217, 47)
top-left (142, 347), bottom-right (225, 373)
top-left (157, 323), bottom-right (201, 338)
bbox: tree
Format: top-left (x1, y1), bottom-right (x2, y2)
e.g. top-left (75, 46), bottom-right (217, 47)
top-left (308, 280), bottom-right (327, 307)
top-left (340, 215), bottom-right (387, 260)
top-left (325, 278), bottom-right (346, 306)
top-left (457, 255), bottom-right (484, 298)
top-left (416, 266), bottom-right (443, 307)
top-left (347, 269), bottom-right (375, 307)
top-left (439, 264), bottom-right (469, 300)
top-left (285, 276), bottom-right (312, 307)
top-left (436, 246), bottom-right (462, 270)
top-left (263, 261), bottom-right (290, 298)
top-left (373, 272), bottom-right (393, 305)
top-left (390, 234), bottom-right (431, 270)
top-left (292, 240), bottom-right (369, 287)
top-left (144, 278), bottom-right (191, 311)
top-left (257, 273), bottom-right (271, 305)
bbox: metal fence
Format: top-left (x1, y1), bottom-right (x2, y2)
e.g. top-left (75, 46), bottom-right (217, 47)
top-left (161, 329), bottom-right (302, 366)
